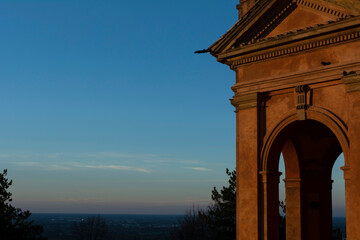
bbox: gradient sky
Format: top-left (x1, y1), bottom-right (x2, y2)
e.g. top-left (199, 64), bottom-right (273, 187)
top-left (0, 0), bottom-right (346, 216)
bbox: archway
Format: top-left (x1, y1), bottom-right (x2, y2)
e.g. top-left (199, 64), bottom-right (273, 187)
top-left (262, 119), bottom-right (344, 240)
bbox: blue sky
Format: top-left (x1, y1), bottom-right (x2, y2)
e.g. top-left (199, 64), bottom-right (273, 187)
top-left (0, 0), bottom-right (345, 216)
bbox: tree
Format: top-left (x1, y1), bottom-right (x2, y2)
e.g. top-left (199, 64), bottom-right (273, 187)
top-left (199, 168), bottom-right (236, 240)
top-left (73, 216), bottom-right (109, 240)
top-left (279, 201), bottom-right (286, 240)
top-left (332, 227), bottom-right (343, 240)
top-left (169, 207), bottom-right (212, 240)
top-left (0, 169), bottom-right (47, 240)
top-left (171, 169), bottom-right (236, 240)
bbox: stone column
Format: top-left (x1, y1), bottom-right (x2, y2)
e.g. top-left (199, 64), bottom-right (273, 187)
top-left (260, 171), bottom-right (281, 240)
top-left (320, 179), bottom-right (333, 240)
top-left (341, 166), bottom-right (352, 238)
top-left (283, 178), bottom-right (301, 240)
top-left (232, 93), bottom-right (259, 240)
top-left (342, 74), bottom-right (360, 240)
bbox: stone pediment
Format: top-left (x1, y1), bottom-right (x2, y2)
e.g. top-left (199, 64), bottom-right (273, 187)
top-left (209, 0), bottom-right (359, 57)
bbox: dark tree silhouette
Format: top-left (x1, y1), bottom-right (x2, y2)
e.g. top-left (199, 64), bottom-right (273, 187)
top-left (200, 168), bottom-right (236, 240)
top-left (279, 201), bottom-right (286, 240)
top-left (171, 169), bottom-right (236, 240)
top-left (332, 227), bottom-right (343, 240)
top-left (73, 216), bottom-right (109, 240)
top-left (0, 169), bottom-right (47, 240)
top-left (169, 207), bottom-right (213, 240)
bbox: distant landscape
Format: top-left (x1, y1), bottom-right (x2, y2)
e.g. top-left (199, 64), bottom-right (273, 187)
top-left (31, 213), bottom-right (182, 240)
top-left (30, 214), bottom-right (346, 240)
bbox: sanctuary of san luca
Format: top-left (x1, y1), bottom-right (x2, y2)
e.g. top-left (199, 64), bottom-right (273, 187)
top-left (207, 0), bottom-right (360, 239)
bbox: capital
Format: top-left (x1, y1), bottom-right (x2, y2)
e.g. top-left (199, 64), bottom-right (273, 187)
top-left (342, 73), bottom-right (360, 93)
top-left (231, 92), bottom-right (258, 112)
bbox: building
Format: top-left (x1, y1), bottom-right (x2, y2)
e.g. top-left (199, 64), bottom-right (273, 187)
top-left (209, 0), bottom-right (360, 239)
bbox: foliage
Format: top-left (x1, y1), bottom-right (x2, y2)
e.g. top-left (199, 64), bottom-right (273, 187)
top-left (73, 216), bottom-right (109, 240)
top-left (171, 169), bottom-right (236, 240)
top-left (169, 207), bottom-right (213, 240)
top-left (279, 201), bottom-right (286, 240)
top-left (200, 168), bottom-right (236, 240)
top-left (0, 169), bottom-right (47, 240)
top-left (332, 227), bottom-right (343, 240)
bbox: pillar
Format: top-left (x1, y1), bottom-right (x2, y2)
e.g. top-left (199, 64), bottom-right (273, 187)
top-left (283, 178), bottom-right (301, 240)
top-left (232, 93), bottom-right (260, 240)
top-left (342, 73), bottom-right (360, 240)
top-left (260, 171), bottom-right (281, 240)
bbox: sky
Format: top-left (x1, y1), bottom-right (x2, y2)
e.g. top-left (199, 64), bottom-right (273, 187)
top-left (0, 0), bottom-right (346, 216)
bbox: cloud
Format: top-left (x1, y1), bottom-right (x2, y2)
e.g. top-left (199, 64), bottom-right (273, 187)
top-left (10, 161), bottom-right (151, 173)
top-left (3, 151), bottom-right (214, 174)
top-left (48, 165), bottom-right (72, 171)
top-left (185, 167), bottom-right (212, 172)
top-left (83, 164), bottom-right (151, 173)
top-left (142, 159), bottom-right (203, 164)
top-left (10, 161), bottom-right (72, 171)
top-left (79, 152), bottom-right (158, 159)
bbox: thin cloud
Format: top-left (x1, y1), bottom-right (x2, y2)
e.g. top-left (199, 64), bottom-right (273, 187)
top-left (185, 167), bottom-right (212, 172)
top-left (10, 161), bottom-right (150, 173)
top-left (3, 151), bottom-right (212, 173)
top-left (66, 162), bottom-right (151, 173)
top-left (84, 164), bottom-right (151, 173)
top-left (48, 165), bottom-right (72, 171)
top-left (80, 152), bottom-right (158, 159)
top-left (142, 159), bottom-right (204, 165)
top-left (10, 162), bottom-right (72, 171)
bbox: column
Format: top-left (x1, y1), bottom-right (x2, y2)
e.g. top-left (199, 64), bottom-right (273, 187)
top-left (261, 171), bottom-right (281, 240)
top-left (232, 93), bottom-right (260, 240)
top-left (283, 178), bottom-right (301, 240)
top-left (342, 74), bottom-right (360, 240)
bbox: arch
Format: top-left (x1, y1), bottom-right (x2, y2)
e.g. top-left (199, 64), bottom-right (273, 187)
top-left (261, 108), bottom-right (349, 172)
top-left (260, 108), bottom-right (348, 240)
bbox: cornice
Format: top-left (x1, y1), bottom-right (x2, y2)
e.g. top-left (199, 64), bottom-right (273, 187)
top-left (232, 60), bottom-right (360, 94)
top-left (217, 16), bottom-right (360, 68)
top-left (232, 28), bottom-right (360, 68)
top-left (225, 17), bottom-right (360, 69)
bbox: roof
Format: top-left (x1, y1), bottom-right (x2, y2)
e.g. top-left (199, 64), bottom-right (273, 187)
top-left (209, 0), bottom-right (360, 57)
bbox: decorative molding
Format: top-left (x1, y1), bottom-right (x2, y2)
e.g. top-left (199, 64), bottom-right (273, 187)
top-left (340, 166), bottom-right (351, 180)
top-left (283, 178), bottom-right (301, 188)
top-left (342, 72), bottom-right (360, 92)
top-left (230, 30), bottom-right (360, 69)
top-left (234, 0), bottom-right (296, 47)
top-left (231, 60), bottom-right (360, 95)
top-left (231, 93), bottom-right (258, 111)
top-left (226, 0), bottom-right (354, 52)
top-left (259, 170), bottom-right (282, 184)
top-left (296, 0), bottom-right (350, 18)
top-left (295, 85), bottom-right (311, 120)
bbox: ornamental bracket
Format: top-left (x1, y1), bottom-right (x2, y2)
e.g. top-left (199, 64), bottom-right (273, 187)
top-left (295, 85), bottom-right (311, 120)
